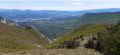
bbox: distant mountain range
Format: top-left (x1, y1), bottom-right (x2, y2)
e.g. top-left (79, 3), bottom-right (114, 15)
top-left (1, 8), bottom-right (120, 22)
top-left (0, 9), bottom-right (81, 22)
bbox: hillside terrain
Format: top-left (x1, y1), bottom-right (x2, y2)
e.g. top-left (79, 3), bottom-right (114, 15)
top-left (2, 21), bottom-right (120, 55)
top-left (72, 12), bottom-right (120, 24)
top-left (51, 23), bottom-right (108, 45)
top-left (1, 23), bottom-right (110, 55)
top-left (0, 19), bottom-right (49, 51)
top-left (20, 12), bottom-right (120, 39)
top-left (50, 21), bottom-right (120, 55)
top-left (1, 23), bottom-right (105, 55)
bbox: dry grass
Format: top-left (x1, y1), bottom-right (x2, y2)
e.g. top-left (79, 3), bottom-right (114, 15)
top-left (1, 35), bottom-right (103, 55)
top-left (1, 47), bottom-right (103, 55)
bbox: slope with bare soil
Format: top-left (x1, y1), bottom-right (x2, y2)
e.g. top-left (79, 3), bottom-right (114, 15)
top-left (1, 47), bottom-right (102, 55)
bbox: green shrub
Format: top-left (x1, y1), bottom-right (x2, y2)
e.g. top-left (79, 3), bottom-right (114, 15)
top-left (95, 21), bottom-right (120, 55)
top-left (85, 38), bottom-right (94, 49)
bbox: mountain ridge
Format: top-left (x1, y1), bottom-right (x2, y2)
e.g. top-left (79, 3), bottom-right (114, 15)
top-left (0, 17), bottom-right (49, 51)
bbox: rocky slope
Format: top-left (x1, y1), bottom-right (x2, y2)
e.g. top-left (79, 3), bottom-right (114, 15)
top-left (0, 17), bottom-right (19, 26)
top-left (0, 21), bottom-right (49, 51)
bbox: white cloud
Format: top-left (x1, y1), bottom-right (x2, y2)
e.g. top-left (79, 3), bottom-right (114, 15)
top-left (72, 3), bottom-right (84, 5)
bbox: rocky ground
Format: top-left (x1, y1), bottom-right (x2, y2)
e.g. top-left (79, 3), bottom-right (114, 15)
top-left (1, 36), bottom-right (102, 55)
top-left (1, 47), bottom-right (102, 55)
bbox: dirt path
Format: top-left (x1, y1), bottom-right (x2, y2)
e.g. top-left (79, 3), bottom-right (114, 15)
top-left (1, 47), bottom-right (103, 55)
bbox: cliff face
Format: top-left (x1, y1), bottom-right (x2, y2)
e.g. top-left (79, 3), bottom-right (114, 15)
top-left (0, 17), bottom-right (6, 23)
top-left (0, 17), bottom-right (19, 26)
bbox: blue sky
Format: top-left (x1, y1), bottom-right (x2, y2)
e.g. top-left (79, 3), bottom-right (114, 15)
top-left (0, 0), bottom-right (120, 11)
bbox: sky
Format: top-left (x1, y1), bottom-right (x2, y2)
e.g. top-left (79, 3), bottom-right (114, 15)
top-left (0, 0), bottom-right (120, 11)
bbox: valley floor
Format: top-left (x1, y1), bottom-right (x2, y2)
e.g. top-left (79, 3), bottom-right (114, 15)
top-left (2, 47), bottom-right (102, 55)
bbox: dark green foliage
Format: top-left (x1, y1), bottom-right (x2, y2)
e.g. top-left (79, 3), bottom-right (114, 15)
top-left (59, 38), bottom-right (80, 49)
top-left (0, 17), bottom-right (4, 20)
top-left (92, 35), bottom-right (97, 40)
top-left (67, 40), bottom-right (80, 49)
top-left (85, 38), bottom-right (94, 49)
top-left (80, 35), bottom-right (84, 40)
top-left (95, 32), bottom-right (104, 51)
top-left (24, 25), bottom-right (34, 30)
top-left (84, 36), bottom-right (97, 49)
top-left (48, 38), bottom-right (80, 49)
top-left (95, 21), bottom-right (120, 55)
